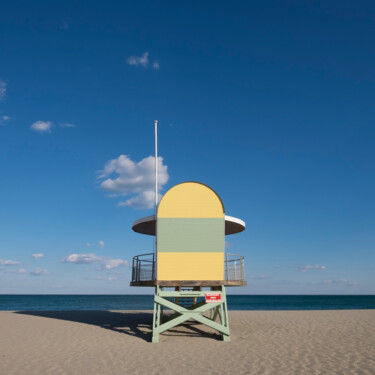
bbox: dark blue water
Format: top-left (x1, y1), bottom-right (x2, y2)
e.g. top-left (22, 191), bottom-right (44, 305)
top-left (0, 295), bottom-right (374, 311)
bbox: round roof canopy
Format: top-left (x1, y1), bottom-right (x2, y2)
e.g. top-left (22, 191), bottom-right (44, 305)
top-left (133, 182), bottom-right (245, 235)
top-left (132, 214), bottom-right (245, 236)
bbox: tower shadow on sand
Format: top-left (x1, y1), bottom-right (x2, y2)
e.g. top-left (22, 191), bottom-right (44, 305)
top-left (15, 310), bottom-right (220, 342)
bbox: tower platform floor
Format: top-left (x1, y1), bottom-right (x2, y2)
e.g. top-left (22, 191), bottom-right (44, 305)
top-left (130, 280), bottom-right (247, 287)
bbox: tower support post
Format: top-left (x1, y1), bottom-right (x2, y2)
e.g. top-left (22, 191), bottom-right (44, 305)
top-left (151, 285), bottom-right (230, 343)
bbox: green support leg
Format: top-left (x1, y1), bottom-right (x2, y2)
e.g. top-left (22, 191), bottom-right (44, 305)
top-left (220, 286), bottom-right (230, 341)
top-left (152, 286), bottom-right (160, 343)
top-left (151, 285), bottom-right (231, 343)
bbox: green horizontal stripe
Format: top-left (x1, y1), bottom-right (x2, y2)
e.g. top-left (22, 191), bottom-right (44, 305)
top-left (157, 218), bottom-right (224, 253)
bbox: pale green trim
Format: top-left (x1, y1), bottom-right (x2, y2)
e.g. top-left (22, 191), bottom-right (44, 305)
top-left (157, 218), bottom-right (224, 253)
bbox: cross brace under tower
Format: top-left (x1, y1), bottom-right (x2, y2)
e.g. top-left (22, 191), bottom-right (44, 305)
top-left (152, 285), bottom-right (230, 343)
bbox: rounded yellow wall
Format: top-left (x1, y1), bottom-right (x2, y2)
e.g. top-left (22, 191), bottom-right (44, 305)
top-left (157, 182), bottom-right (225, 281)
top-left (157, 182), bottom-right (225, 218)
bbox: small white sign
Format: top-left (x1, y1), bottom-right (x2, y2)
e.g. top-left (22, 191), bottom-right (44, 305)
top-left (205, 292), bottom-right (222, 303)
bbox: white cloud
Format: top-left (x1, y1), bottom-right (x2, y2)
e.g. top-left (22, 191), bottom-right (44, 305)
top-left (0, 79), bottom-right (6, 101)
top-left (98, 240), bottom-right (104, 249)
top-left (0, 115), bottom-right (11, 126)
top-left (59, 122), bottom-right (75, 128)
top-left (62, 253), bottom-right (128, 270)
top-left (0, 259), bottom-right (20, 266)
top-left (116, 201), bottom-right (127, 207)
top-left (118, 191), bottom-right (162, 210)
top-left (1, 267), bottom-right (28, 275)
top-left (30, 268), bottom-right (48, 276)
top-left (298, 264), bottom-right (326, 272)
top-left (126, 52), bottom-right (159, 70)
top-left (30, 120), bottom-right (53, 133)
top-left (62, 253), bottom-right (102, 264)
top-left (126, 51), bottom-right (149, 67)
top-left (32, 253), bottom-right (44, 259)
top-left (99, 154), bottom-right (169, 209)
top-left (30, 120), bottom-right (75, 132)
top-left (101, 258), bottom-right (128, 270)
top-left (86, 242), bottom-right (92, 247)
top-left (318, 278), bottom-right (357, 286)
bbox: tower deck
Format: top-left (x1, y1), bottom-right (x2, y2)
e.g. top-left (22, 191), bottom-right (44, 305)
top-left (131, 252), bottom-right (246, 287)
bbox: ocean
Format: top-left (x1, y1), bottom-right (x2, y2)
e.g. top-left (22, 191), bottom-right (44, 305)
top-left (1, 295), bottom-right (374, 311)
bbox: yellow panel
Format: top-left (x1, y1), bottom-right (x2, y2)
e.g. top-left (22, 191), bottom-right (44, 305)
top-left (158, 182), bottom-right (224, 218)
top-left (157, 252), bottom-right (224, 280)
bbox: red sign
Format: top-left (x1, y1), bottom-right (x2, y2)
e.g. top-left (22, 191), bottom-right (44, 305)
top-left (205, 292), bottom-right (222, 303)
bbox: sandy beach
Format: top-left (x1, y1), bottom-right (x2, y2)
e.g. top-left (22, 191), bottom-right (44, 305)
top-left (0, 310), bottom-right (374, 375)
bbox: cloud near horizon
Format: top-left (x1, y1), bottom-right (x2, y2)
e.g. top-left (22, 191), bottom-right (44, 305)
top-left (298, 264), bottom-right (326, 272)
top-left (32, 253), bottom-right (44, 259)
top-left (0, 259), bottom-right (20, 266)
top-left (30, 268), bottom-right (48, 276)
top-left (99, 154), bottom-right (169, 209)
top-left (62, 253), bottom-right (101, 264)
top-left (62, 253), bottom-right (128, 269)
top-left (317, 278), bottom-right (357, 286)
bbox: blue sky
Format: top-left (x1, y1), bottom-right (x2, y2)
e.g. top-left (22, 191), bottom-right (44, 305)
top-left (0, 0), bottom-right (374, 294)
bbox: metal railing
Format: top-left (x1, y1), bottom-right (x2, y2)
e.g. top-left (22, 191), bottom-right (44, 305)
top-left (131, 252), bottom-right (245, 283)
top-left (131, 253), bottom-right (155, 283)
top-left (224, 253), bottom-right (245, 282)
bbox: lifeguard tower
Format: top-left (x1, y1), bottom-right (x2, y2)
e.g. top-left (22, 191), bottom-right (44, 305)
top-left (131, 181), bottom-right (246, 342)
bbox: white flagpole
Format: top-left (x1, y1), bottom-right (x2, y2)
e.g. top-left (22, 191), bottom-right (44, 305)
top-left (154, 120), bottom-right (158, 212)
top-left (153, 120), bottom-right (158, 269)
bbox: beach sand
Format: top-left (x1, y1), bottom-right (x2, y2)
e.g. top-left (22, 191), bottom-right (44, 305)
top-left (0, 310), bottom-right (374, 375)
